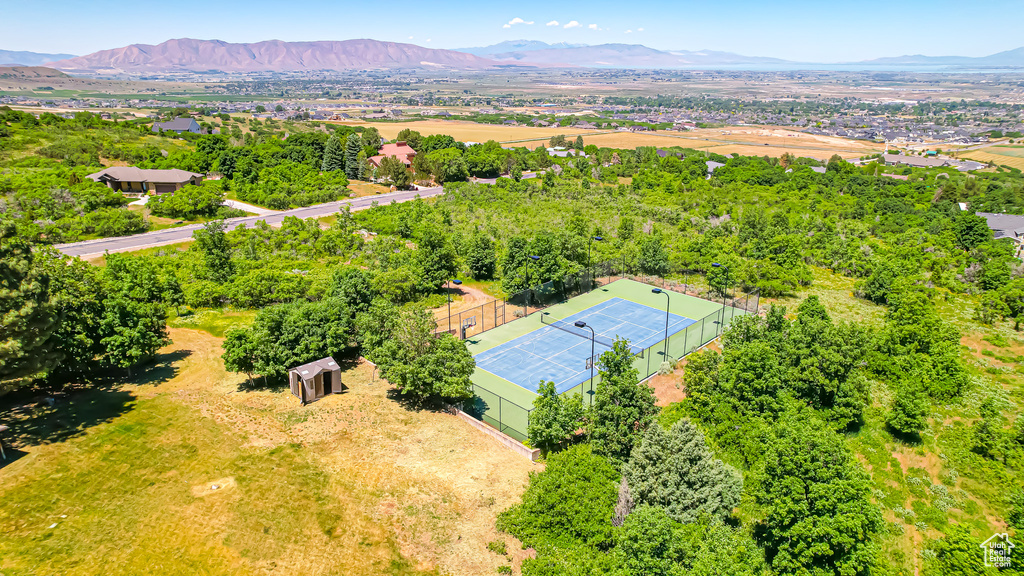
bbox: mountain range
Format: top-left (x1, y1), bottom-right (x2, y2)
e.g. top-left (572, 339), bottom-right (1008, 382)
top-left (0, 49), bottom-right (76, 67)
top-left (45, 38), bottom-right (493, 73)
top-left (5, 38), bottom-right (1023, 73)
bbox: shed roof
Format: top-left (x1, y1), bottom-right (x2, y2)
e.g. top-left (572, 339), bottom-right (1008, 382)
top-left (290, 357), bottom-right (339, 379)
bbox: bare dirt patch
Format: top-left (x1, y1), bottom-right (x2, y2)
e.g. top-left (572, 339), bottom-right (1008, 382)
top-left (646, 340), bottom-right (721, 406)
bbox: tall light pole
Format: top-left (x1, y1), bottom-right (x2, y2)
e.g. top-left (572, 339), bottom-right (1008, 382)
top-left (588, 236), bottom-right (603, 287)
top-left (525, 255), bottom-right (540, 312)
top-left (574, 320), bottom-right (596, 401)
top-left (651, 288), bottom-right (670, 358)
top-left (447, 279), bottom-right (462, 334)
top-left (712, 262), bottom-right (730, 330)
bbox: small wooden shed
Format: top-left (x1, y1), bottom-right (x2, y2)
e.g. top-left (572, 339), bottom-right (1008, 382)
top-left (288, 357), bottom-right (342, 405)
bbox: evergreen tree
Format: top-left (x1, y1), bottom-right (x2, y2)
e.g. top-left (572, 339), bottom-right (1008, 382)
top-left (0, 224), bottom-right (60, 390)
top-left (321, 134), bottom-right (345, 172)
top-left (624, 419), bottom-right (743, 524)
top-left (528, 380), bottom-right (585, 454)
top-left (344, 135), bottom-right (362, 180)
top-left (590, 339), bottom-right (659, 466)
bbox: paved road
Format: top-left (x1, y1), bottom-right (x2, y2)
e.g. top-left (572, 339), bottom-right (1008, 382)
top-left (55, 173), bottom-right (536, 258)
top-left (56, 186), bottom-right (444, 258)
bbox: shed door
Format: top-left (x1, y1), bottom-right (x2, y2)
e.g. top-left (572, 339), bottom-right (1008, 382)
top-left (322, 371), bottom-right (332, 395)
top-left (289, 373), bottom-right (300, 398)
top-left (330, 370), bottom-right (343, 394)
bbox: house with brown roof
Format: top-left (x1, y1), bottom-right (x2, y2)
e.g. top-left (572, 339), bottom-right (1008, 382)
top-left (368, 141), bottom-right (417, 168)
top-left (86, 167), bottom-right (204, 196)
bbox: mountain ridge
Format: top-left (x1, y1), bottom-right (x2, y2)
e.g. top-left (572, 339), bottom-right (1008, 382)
top-left (0, 49), bottom-right (76, 67)
top-left (45, 38), bottom-right (495, 73)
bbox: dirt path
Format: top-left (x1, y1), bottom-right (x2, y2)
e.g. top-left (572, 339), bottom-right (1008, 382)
top-left (431, 284), bottom-right (495, 324)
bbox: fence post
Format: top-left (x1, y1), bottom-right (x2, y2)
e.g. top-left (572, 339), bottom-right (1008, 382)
top-left (499, 397), bottom-right (503, 435)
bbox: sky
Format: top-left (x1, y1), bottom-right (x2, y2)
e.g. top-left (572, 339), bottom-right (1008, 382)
top-left (4, 0), bottom-right (1023, 62)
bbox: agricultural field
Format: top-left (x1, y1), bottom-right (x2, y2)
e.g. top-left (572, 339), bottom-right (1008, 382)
top-left (348, 119), bottom-right (881, 159)
top-left (0, 327), bottom-right (536, 576)
top-left (964, 145), bottom-right (1024, 171)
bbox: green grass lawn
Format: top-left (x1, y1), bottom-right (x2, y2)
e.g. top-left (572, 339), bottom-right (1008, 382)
top-left (169, 309), bottom-right (258, 337)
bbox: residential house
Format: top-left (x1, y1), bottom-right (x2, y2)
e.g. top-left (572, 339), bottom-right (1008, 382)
top-left (86, 167), bottom-right (204, 196)
top-left (152, 117), bottom-right (201, 134)
top-left (977, 212), bottom-right (1024, 258)
top-left (368, 141), bottom-right (417, 168)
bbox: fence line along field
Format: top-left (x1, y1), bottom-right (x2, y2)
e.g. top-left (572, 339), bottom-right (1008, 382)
top-left (0, 327), bottom-right (535, 576)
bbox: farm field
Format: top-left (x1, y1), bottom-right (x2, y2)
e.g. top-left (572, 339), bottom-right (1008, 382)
top-left (963, 146), bottom-right (1024, 170)
top-left (0, 328), bottom-right (536, 576)
top-left (346, 119), bottom-right (882, 160)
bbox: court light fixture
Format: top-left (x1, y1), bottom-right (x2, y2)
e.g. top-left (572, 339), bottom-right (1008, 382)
top-left (574, 321), bottom-right (587, 328)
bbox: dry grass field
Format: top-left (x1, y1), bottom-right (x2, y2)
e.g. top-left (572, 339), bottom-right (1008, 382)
top-left (346, 120), bottom-right (880, 160)
top-left (962, 148), bottom-right (1024, 171)
top-left (0, 327), bottom-right (537, 576)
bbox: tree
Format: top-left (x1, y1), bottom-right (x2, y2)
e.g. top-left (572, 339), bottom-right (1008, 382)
top-left (193, 220), bottom-right (234, 282)
top-left (528, 380), bottom-right (585, 453)
top-left (955, 212), bottom-right (992, 251)
top-left (498, 444), bottom-right (620, 549)
top-left (378, 155), bottom-right (412, 189)
top-left (344, 134), bottom-right (362, 180)
top-left (321, 134), bottom-right (346, 172)
top-left (928, 525), bottom-right (989, 576)
top-left (426, 148), bottom-right (469, 183)
top-left (376, 307), bottom-right (475, 401)
top-left (396, 128), bottom-right (423, 151)
top-left (887, 383), bottom-right (930, 436)
top-left (0, 224), bottom-right (60, 390)
top-left (615, 505), bottom-right (678, 576)
top-left (222, 328), bottom-right (257, 385)
top-left (415, 221), bottom-right (459, 291)
top-left (623, 419), bottom-right (743, 524)
top-left (637, 232), bottom-right (669, 276)
top-left (590, 339), bottom-right (659, 466)
top-left (754, 413), bottom-right (882, 576)
top-left (574, 135), bottom-right (584, 150)
top-left (465, 230), bottom-right (497, 280)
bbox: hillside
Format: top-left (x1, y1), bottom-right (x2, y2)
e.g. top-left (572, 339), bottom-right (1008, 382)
top-left (47, 38), bottom-right (497, 73)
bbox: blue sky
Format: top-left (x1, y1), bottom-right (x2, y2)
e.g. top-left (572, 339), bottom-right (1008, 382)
top-left (5, 0), bottom-right (1022, 62)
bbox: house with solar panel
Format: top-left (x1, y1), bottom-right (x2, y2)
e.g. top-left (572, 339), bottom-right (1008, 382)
top-left (288, 357), bottom-right (342, 404)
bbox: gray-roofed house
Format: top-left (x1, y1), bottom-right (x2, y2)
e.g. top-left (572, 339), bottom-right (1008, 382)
top-left (977, 212), bottom-right (1024, 258)
top-left (706, 160), bottom-right (725, 179)
top-left (86, 167), bottom-right (204, 196)
top-left (152, 117), bottom-right (201, 134)
top-left (288, 357), bottom-right (342, 405)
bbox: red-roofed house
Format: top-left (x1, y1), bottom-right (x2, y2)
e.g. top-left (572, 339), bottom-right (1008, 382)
top-left (368, 141), bottom-right (417, 168)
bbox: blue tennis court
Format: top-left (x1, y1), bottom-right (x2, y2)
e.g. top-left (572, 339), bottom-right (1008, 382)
top-left (473, 297), bottom-right (695, 394)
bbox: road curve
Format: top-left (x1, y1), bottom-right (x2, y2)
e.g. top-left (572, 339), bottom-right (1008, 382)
top-left (57, 186), bottom-right (443, 258)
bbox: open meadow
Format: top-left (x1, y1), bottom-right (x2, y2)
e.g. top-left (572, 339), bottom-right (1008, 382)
top-left (963, 145), bottom-right (1024, 171)
top-left (0, 327), bottom-right (537, 576)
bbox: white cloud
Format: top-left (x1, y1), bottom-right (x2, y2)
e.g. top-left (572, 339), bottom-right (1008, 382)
top-left (564, 20), bottom-right (581, 29)
top-left (408, 36), bottom-right (414, 39)
top-left (637, 27), bottom-right (644, 32)
top-left (588, 23), bottom-right (599, 30)
top-left (625, 29), bottom-right (633, 34)
top-left (546, 20), bottom-right (559, 26)
top-left (426, 39), bottom-right (432, 43)
top-left (504, 17), bottom-right (533, 28)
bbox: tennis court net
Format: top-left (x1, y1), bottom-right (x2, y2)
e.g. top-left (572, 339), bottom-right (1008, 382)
top-left (540, 313), bottom-right (644, 357)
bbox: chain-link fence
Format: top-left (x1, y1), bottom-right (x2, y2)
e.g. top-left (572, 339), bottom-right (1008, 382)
top-left (442, 262), bottom-right (761, 442)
